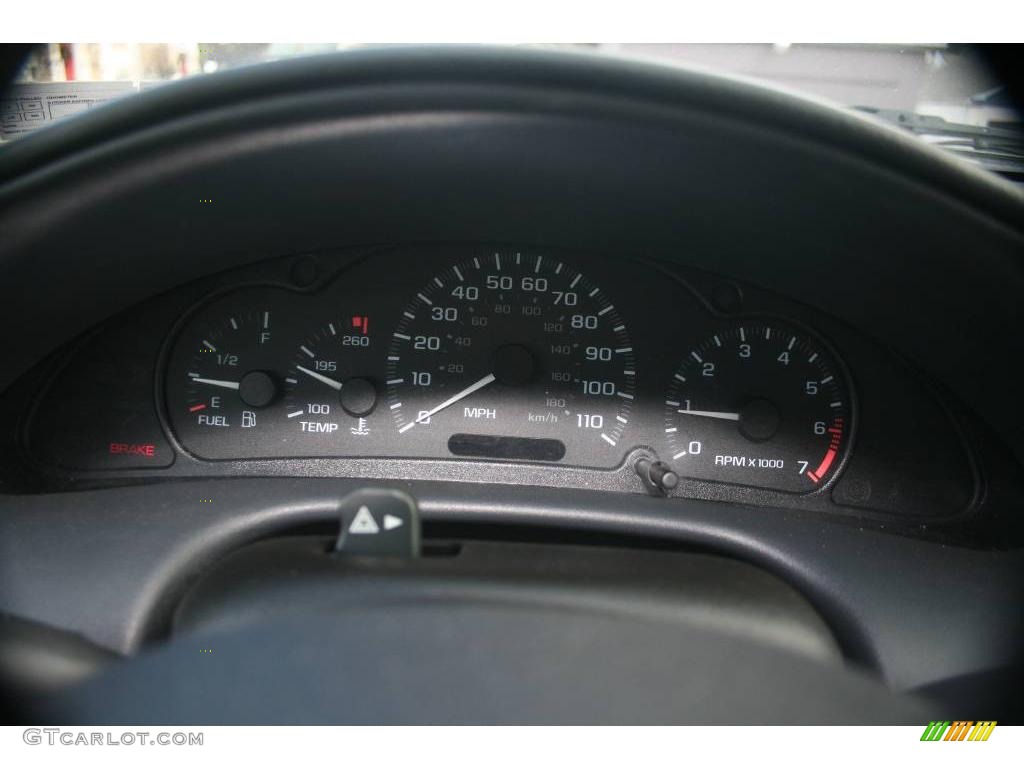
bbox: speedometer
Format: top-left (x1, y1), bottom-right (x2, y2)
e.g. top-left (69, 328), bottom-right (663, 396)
top-left (385, 252), bottom-right (636, 465)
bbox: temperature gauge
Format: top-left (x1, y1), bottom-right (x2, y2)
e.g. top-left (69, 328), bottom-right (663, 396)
top-left (283, 317), bottom-right (380, 441)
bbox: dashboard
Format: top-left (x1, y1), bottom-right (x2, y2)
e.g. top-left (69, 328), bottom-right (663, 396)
top-left (7, 243), bottom-right (988, 527)
top-left (0, 46), bottom-right (1022, 723)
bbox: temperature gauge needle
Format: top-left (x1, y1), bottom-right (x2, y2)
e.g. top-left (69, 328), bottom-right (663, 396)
top-left (191, 377), bottom-right (241, 391)
top-left (677, 408), bottom-right (741, 421)
top-left (399, 373), bottom-right (497, 433)
top-left (296, 365), bottom-right (343, 391)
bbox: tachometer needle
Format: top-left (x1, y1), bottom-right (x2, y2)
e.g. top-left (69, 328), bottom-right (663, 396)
top-left (399, 373), bottom-right (497, 433)
top-left (296, 364), bottom-right (343, 391)
top-left (191, 377), bottom-right (240, 391)
top-left (677, 408), bottom-right (741, 421)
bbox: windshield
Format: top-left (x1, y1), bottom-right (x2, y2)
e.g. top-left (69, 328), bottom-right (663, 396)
top-left (4, 43), bottom-right (1021, 179)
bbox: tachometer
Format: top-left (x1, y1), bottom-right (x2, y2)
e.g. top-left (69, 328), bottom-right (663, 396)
top-left (386, 252), bottom-right (636, 465)
top-left (663, 323), bottom-right (852, 492)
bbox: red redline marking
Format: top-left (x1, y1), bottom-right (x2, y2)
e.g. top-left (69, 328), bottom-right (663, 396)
top-left (806, 470), bottom-right (820, 483)
top-left (812, 448), bottom-right (837, 482)
top-left (189, 404), bottom-right (207, 412)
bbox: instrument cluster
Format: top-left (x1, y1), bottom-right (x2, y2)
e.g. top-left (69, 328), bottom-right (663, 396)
top-left (17, 243), bottom-right (985, 523)
top-left (162, 246), bottom-right (854, 493)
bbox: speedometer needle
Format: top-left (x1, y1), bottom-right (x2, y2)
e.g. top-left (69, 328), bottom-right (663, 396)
top-left (399, 373), bottom-right (497, 433)
top-left (191, 377), bottom-right (241, 391)
top-left (296, 364), bottom-right (343, 391)
top-left (677, 408), bottom-right (741, 421)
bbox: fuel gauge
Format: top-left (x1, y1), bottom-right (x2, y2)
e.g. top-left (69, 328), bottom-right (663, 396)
top-left (165, 308), bottom-right (287, 459)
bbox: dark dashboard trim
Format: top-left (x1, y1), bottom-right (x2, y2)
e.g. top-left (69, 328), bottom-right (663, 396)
top-left (2, 46), bottom-right (1022, 228)
top-left (1, 477), bottom-right (1021, 693)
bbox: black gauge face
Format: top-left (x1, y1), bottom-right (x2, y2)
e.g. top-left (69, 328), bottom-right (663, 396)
top-left (282, 319), bottom-right (380, 442)
top-left (385, 252), bottom-right (636, 465)
top-left (664, 323), bottom-right (851, 492)
top-left (165, 309), bottom-right (284, 459)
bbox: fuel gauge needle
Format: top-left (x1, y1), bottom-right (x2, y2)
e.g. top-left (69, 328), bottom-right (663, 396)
top-left (677, 408), bottom-right (741, 421)
top-left (191, 377), bottom-right (240, 391)
top-left (399, 373), bottom-right (496, 433)
top-left (296, 365), bottom-right (343, 391)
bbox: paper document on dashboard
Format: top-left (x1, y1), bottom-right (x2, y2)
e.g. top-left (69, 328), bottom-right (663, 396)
top-left (1, 81), bottom-right (135, 141)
